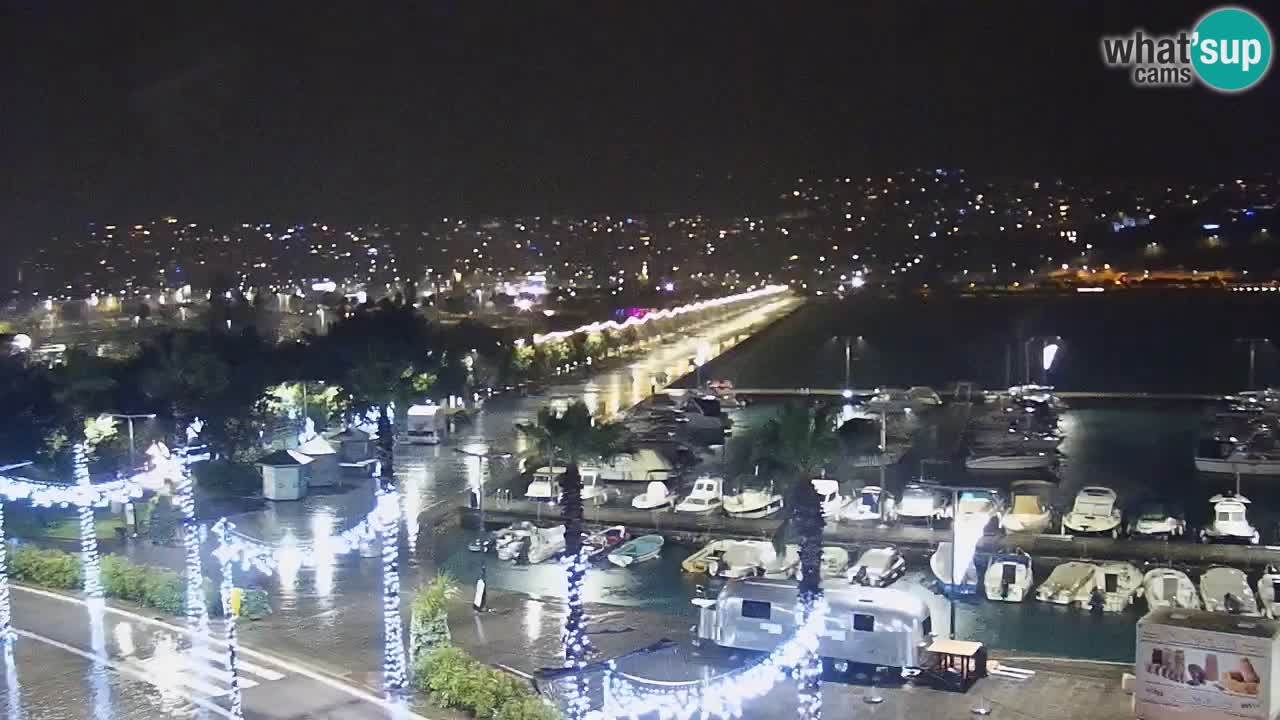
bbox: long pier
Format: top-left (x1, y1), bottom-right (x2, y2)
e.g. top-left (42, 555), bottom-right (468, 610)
top-left (463, 500), bottom-right (1280, 568)
top-left (720, 388), bottom-right (1225, 401)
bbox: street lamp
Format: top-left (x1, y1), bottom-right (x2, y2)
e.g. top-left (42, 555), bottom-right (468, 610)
top-left (454, 448), bottom-right (512, 534)
top-left (1235, 338), bottom-right (1272, 390)
top-left (455, 448), bottom-right (511, 612)
top-left (105, 413), bottom-right (157, 467)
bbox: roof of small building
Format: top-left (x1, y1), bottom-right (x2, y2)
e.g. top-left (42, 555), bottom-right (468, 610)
top-left (297, 436), bottom-right (337, 456)
top-left (258, 449), bottom-right (315, 466)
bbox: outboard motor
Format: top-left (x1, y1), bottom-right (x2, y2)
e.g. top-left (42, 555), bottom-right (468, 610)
top-left (1225, 592), bottom-right (1244, 615)
top-left (1000, 578), bottom-right (1011, 600)
top-left (851, 566), bottom-right (869, 587)
top-left (1089, 587), bottom-right (1105, 613)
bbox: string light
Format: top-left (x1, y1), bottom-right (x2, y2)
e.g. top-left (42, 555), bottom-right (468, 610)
top-left (0, 504), bottom-right (11, 645)
top-left (74, 443), bottom-right (103, 600)
top-left (175, 424), bottom-right (208, 633)
top-left (377, 484), bottom-right (408, 691)
top-left (601, 599), bottom-right (828, 720)
top-left (531, 285), bottom-right (788, 345)
top-left (213, 519), bottom-right (245, 719)
top-left (562, 547), bottom-right (592, 720)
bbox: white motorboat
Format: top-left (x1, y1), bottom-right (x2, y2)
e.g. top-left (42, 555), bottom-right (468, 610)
top-left (1062, 486), bottom-right (1123, 537)
top-left (965, 450), bottom-right (1055, 471)
top-left (866, 387), bottom-right (912, 412)
top-left (676, 476), bottom-right (724, 514)
top-left (584, 526), bottom-right (628, 562)
top-left (810, 479), bottom-right (853, 519)
top-left (682, 539), bottom-right (733, 574)
top-left (526, 466), bottom-right (607, 505)
top-left (955, 489), bottom-right (1004, 532)
top-left (898, 483), bottom-right (952, 523)
top-left (704, 379), bottom-right (745, 408)
top-left (1142, 567), bottom-right (1202, 610)
top-left (501, 525), bottom-right (566, 564)
top-left (490, 522), bottom-right (537, 558)
top-left (631, 481), bottom-right (676, 510)
top-left (705, 541), bottom-right (794, 579)
top-left (930, 541), bottom-right (979, 595)
top-left (591, 448), bottom-right (678, 483)
top-left (984, 550), bottom-right (1033, 602)
top-left (722, 487), bottom-right (785, 519)
top-left (907, 386), bottom-right (943, 407)
top-left (1257, 566), bottom-right (1280, 619)
top-left (1199, 493), bottom-right (1261, 544)
top-left (1035, 561), bottom-right (1099, 606)
top-left (819, 546), bottom-right (850, 580)
top-left (1093, 562), bottom-right (1144, 612)
top-left (607, 534), bottom-right (664, 568)
top-left (1200, 566), bottom-right (1261, 616)
top-left (1127, 499), bottom-right (1185, 538)
top-left (1001, 480), bottom-right (1054, 534)
top-left (847, 546), bottom-right (907, 587)
top-left (843, 485), bottom-right (895, 522)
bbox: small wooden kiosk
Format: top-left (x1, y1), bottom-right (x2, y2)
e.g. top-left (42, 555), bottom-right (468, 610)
top-left (921, 639), bottom-right (988, 692)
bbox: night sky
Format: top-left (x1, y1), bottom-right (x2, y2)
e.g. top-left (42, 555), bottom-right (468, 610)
top-left (5, 2), bottom-right (1278, 232)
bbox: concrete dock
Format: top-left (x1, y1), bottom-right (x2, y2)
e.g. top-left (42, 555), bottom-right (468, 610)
top-left (462, 499), bottom-right (1280, 568)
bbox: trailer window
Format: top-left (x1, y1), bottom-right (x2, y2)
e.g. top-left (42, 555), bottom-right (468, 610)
top-left (853, 613), bottom-right (875, 632)
top-left (742, 600), bottom-right (771, 620)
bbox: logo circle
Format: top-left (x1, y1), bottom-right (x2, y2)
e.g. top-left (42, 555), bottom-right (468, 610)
top-left (1192, 7), bottom-right (1273, 92)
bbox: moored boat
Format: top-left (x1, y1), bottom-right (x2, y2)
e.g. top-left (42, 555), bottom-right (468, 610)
top-left (1142, 567), bottom-right (1201, 610)
top-left (722, 487), bottom-right (785, 519)
top-left (1093, 561), bottom-right (1143, 612)
top-left (1200, 566), bottom-right (1261, 616)
top-left (984, 550), bottom-right (1033, 602)
top-left (607, 534), bottom-right (665, 568)
top-left (847, 545), bottom-right (907, 587)
top-left (930, 541), bottom-right (979, 596)
top-left (1035, 561), bottom-right (1098, 606)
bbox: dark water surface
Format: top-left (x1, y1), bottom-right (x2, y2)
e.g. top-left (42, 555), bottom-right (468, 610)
top-left (431, 294), bottom-right (1280, 663)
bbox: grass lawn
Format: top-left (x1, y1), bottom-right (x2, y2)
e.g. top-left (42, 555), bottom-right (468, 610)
top-left (6, 505), bottom-right (148, 541)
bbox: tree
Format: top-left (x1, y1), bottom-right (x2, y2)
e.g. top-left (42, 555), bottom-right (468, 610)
top-left (752, 401), bottom-right (839, 720)
top-left (516, 401), bottom-right (630, 665)
top-left (49, 350), bottom-right (120, 470)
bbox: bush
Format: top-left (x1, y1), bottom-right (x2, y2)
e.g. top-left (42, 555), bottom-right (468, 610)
top-left (10, 544), bottom-right (186, 615)
top-left (147, 496), bottom-right (182, 545)
top-left (8, 544), bottom-right (81, 589)
top-left (411, 573), bottom-right (458, 657)
top-left (239, 588), bottom-right (272, 620)
top-left (412, 646), bottom-right (558, 720)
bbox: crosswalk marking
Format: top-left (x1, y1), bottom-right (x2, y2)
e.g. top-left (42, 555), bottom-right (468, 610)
top-left (124, 641), bottom-right (287, 701)
top-left (191, 644), bottom-right (287, 681)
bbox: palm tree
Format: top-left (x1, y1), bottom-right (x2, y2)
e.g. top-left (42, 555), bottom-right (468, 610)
top-left (516, 401), bottom-right (630, 665)
top-left (752, 401), bottom-right (840, 720)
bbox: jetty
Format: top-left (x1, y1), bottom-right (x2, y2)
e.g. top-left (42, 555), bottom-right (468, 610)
top-left (462, 499), bottom-right (1280, 569)
top-left (717, 387), bottom-right (1225, 402)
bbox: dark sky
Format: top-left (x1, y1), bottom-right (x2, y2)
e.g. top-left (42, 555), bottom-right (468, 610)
top-left (4, 2), bottom-right (1278, 231)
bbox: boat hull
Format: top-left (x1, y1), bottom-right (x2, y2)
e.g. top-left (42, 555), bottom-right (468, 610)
top-left (1195, 457), bottom-right (1280, 475)
top-left (966, 455), bottom-right (1054, 471)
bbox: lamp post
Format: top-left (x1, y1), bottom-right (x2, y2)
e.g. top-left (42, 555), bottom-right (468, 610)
top-left (1235, 338), bottom-right (1271, 390)
top-left (105, 413), bottom-right (157, 466)
top-left (455, 447), bottom-right (512, 612)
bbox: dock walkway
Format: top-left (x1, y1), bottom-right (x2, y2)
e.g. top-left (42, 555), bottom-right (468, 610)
top-left (464, 500), bottom-right (1280, 568)
top-left (723, 387), bottom-right (1224, 401)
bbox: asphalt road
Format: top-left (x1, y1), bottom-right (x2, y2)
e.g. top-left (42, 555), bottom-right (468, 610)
top-left (2, 585), bottom-right (430, 720)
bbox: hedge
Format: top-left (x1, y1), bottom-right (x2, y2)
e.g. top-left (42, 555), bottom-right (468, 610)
top-left (412, 646), bottom-right (558, 720)
top-left (9, 544), bottom-right (187, 613)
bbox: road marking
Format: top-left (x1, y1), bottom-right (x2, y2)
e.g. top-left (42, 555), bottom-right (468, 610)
top-left (13, 584), bottom-right (437, 720)
top-left (192, 644), bottom-right (286, 681)
top-left (125, 656), bottom-right (258, 697)
top-left (12, 628), bottom-right (239, 720)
